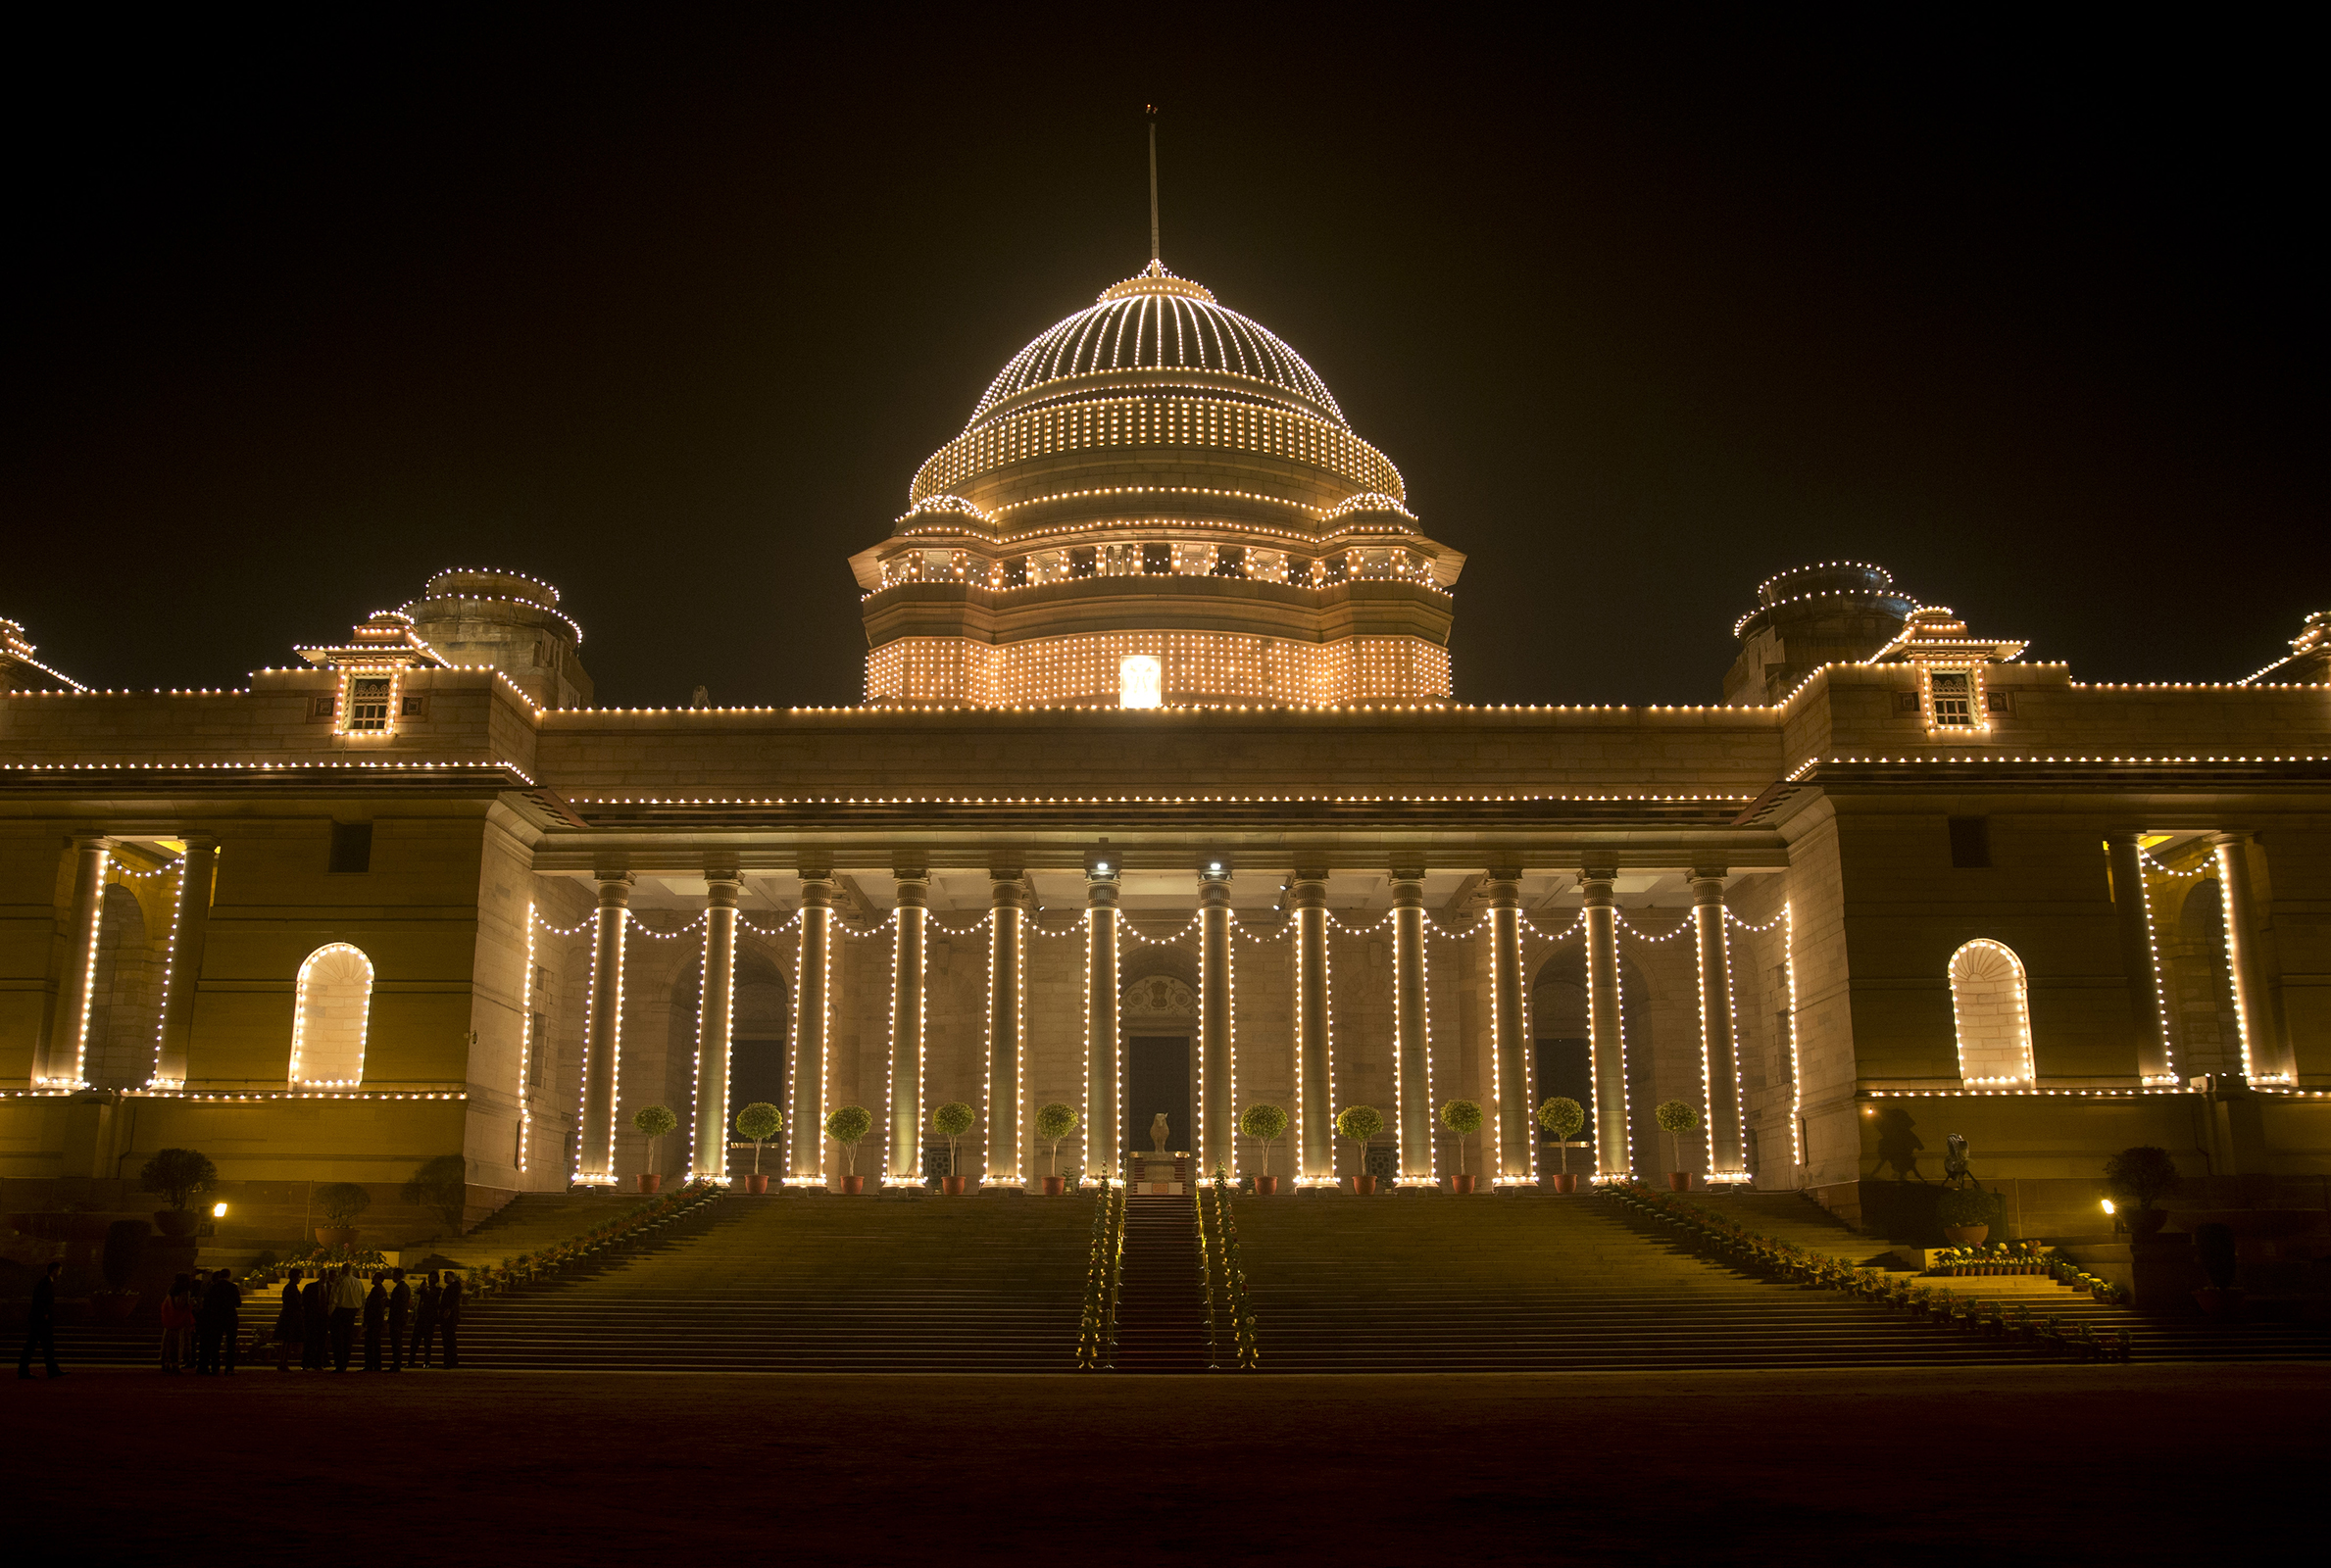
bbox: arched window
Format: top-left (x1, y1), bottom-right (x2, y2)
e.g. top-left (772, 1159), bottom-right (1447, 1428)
top-left (291, 943), bottom-right (373, 1086)
top-left (1950, 939), bottom-right (2033, 1084)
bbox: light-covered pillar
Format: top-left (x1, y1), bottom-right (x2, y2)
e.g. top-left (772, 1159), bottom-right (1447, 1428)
top-left (1581, 869), bottom-right (1630, 1179)
top-left (1291, 867), bottom-right (1332, 1183)
top-left (1484, 867), bottom-right (1530, 1184)
top-left (887, 870), bottom-right (928, 1184)
top-left (790, 870), bottom-right (833, 1183)
top-left (2213, 834), bottom-right (2291, 1082)
top-left (1691, 870), bottom-right (1744, 1179)
top-left (987, 870), bottom-right (1025, 1186)
top-left (2106, 834), bottom-right (2173, 1082)
top-left (577, 871), bottom-right (632, 1185)
top-left (153, 835), bottom-right (218, 1088)
top-left (1390, 866), bottom-right (1432, 1182)
top-left (1198, 863), bottom-right (1233, 1177)
top-left (37, 836), bottom-right (110, 1087)
top-left (693, 872), bottom-right (740, 1181)
top-left (1085, 865), bottom-right (1120, 1184)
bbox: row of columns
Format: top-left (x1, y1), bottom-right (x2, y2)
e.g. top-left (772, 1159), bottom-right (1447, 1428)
top-left (2105, 829), bottom-right (2295, 1085)
top-left (569, 858), bottom-right (1763, 1188)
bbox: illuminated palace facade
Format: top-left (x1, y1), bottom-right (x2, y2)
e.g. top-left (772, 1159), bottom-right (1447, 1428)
top-left (4, 261), bottom-right (2329, 1233)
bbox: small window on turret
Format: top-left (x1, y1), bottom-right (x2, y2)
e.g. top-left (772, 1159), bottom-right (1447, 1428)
top-left (1928, 669), bottom-right (1973, 725)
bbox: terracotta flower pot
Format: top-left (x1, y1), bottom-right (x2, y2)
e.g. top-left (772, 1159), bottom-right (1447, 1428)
top-left (1253, 1175), bottom-right (1278, 1196)
top-left (745, 1174), bottom-right (769, 1195)
top-left (1667, 1172), bottom-right (1690, 1193)
top-left (1451, 1174), bottom-right (1475, 1195)
top-left (315, 1227), bottom-right (359, 1249)
top-left (1352, 1175), bottom-right (1376, 1196)
top-left (942, 1176), bottom-right (967, 1196)
top-left (1942, 1224), bottom-right (1989, 1247)
top-left (636, 1173), bottom-right (662, 1195)
top-left (153, 1209), bottom-right (198, 1240)
top-left (1042, 1176), bottom-right (1065, 1197)
top-left (1553, 1174), bottom-right (1577, 1194)
top-left (841, 1175), bottom-right (865, 1196)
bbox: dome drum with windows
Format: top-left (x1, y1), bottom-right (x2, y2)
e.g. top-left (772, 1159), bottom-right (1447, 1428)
top-left (851, 262), bottom-right (1463, 708)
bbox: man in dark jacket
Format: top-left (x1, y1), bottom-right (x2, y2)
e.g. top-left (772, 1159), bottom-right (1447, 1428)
top-left (409, 1271), bottom-right (440, 1368)
top-left (301, 1270), bottom-right (329, 1369)
top-left (18, 1260), bottom-right (63, 1378)
top-left (438, 1273), bottom-right (463, 1368)
top-left (386, 1268), bottom-right (411, 1372)
top-left (362, 1272), bottom-right (388, 1371)
top-left (197, 1269), bottom-right (241, 1374)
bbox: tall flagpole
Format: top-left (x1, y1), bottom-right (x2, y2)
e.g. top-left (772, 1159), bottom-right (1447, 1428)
top-left (1146, 105), bottom-right (1161, 265)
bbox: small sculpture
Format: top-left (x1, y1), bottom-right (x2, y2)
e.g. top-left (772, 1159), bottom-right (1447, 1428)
top-left (1150, 1112), bottom-right (1171, 1153)
top-left (1943, 1132), bottom-right (1972, 1187)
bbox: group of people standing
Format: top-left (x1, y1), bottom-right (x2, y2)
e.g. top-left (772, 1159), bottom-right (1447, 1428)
top-left (156, 1267), bottom-right (250, 1373)
top-left (268, 1265), bottom-right (461, 1373)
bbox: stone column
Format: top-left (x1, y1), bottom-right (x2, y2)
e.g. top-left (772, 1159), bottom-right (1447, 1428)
top-left (1691, 870), bottom-right (1744, 1179)
top-left (2213, 834), bottom-right (2292, 1082)
top-left (1390, 866), bottom-right (1432, 1182)
top-left (1483, 867), bottom-right (1530, 1184)
top-left (1291, 866), bottom-right (1332, 1183)
top-left (1198, 865), bottom-right (1233, 1177)
top-left (693, 872), bottom-right (740, 1182)
top-left (36, 836), bottom-right (110, 1086)
top-left (1085, 868), bottom-right (1120, 1184)
top-left (2106, 834), bottom-right (2173, 1082)
top-left (987, 871), bottom-right (1026, 1186)
top-left (887, 870), bottom-right (928, 1184)
top-left (791, 870), bottom-right (834, 1183)
top-left (152, 835), bottom-right (218, 1087)
top-left (577, 871), bottom-right (632, 1185)
top-left (1581, 869), bottom-right (1630, 1179)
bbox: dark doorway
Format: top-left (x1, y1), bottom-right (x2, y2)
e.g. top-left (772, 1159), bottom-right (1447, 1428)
top-left (730, 949), bottom-right (790, 1120)
top-left (1125, 1035), bottom-right (1192, 1155)
top-left (1533, 1038), bottom-right (1593, 1165)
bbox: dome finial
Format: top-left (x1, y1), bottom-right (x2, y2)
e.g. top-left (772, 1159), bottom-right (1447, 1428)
top-left (1146, 104), bottom-right (1162, 266)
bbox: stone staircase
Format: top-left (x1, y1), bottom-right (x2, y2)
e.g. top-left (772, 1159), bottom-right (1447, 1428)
top-left (1230, 1189), bottom-right (2330, 1371)
top-left (452, 1192), bottom-right (1092, 1370)
top-left (1110, 1194), bottom-right (1208, 1372)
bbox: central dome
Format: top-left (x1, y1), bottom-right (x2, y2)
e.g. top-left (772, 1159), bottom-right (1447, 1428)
top-left (855, 258), bottom-right (1463, 709)
top-left (967, 261), bottom-right (1348, 428)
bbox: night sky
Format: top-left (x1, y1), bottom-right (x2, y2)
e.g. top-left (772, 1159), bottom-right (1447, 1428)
top-left (9, 12), bottom-right (2320, 709)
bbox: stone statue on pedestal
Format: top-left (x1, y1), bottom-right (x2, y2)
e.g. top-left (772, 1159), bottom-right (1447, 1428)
top-left (1150, 1112), bottom-right (1171, 1153)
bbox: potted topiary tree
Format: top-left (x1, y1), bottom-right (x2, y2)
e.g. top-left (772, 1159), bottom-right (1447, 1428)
top-left (1655, 1101), bottom-right (1701, 1192)
top-left (826, 1104), bottom-right (873, 1194)
top-left (1240, 1103), bottom-right (1289, 1195)
top-left (401, 1153), bottom-right (469, 1235)
top-left (633, 1104), bottom-right (678, 1193)
top-left (313, 1182), bottom-right (372, 1248)
top-left (933, 1102), bottom-right (975, 1195)
top-left (1336, 1105), bottom-right (1384, 1195)
top-left (1936, 1184), bottom-right (2001, 1247)
top-left (1034, 1102), bottom-right (1079, 1195)
top-left (1537, 1098), bottom-right (1586, 1193)
top-left (735, 1102), bottom-right (782, 1194)
top-left (140, 1147), bottom-right (218, 1239)
top-left (1440, 1100), bottom-right (1483, 1194)
top-left (2103, 1145), bottom-right (2178, 1237)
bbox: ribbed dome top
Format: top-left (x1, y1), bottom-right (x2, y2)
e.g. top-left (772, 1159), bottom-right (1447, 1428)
top-left (968, 262), bottom-right (1346, 428)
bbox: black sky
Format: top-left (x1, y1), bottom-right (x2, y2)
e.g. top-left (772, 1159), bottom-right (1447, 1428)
top-left (7, 9), bottom-right (2321, 708)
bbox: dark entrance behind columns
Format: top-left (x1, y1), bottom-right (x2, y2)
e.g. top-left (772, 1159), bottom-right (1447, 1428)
top-left (1533, 1039), bottom-right (1594, 1165)
top-left (1125, 1036), bottom-right (1192, 1159)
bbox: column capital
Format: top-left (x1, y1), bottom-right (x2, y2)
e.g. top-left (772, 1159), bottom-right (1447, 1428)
top-left (1483, 875), bottom-right (1522, 909)
top-left (704, 874), bottom-right (741, 909)
top-left (1689, 870), bottom-right (1727, 904)
top-left (594, 871), bottom-right (634, 906)
top-left (1198, 874), bottom-right (1232, 908)
top-left (989, 874), bottom-right (1028, 910)
top-left (1389, 872), bottom-right (1424, 908)
top-left (1578, 870), bottom-right (1615, 908)
top-left (893, 871), bottom-right (930, 908)
top-left (1085, 876), bottom-right (1120, 909)
top-left (1288, 873), bottom-right (1328, 908)
top-left (799, 875), bottom-right (834, 909)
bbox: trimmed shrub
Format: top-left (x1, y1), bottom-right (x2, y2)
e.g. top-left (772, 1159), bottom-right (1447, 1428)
top-left (825, 1105), bottom-right (873, 1175)
top-left (1439, 1100), bottom-right (1483, 1175)
top-left (139, 1148), bottom-right (217, 1210)
top-left (932, 1102), bottom-right (975, 1177)
top-left (1240, 1103), bottom-right (1289, 1176)
top-left (314, 1182), bottom-right (372, 1227)
top-left (2104, 1146), bottom-right (2179, 1212)
top-left (1034, 1102), bottom-right (1079, 1177)
top-left (735, 1102), bottom-right (783, 1174)
top-left (402, 1154), bottom-right (468, 1231)
top-left (1537, 1098), bottom-right (1586, 1173)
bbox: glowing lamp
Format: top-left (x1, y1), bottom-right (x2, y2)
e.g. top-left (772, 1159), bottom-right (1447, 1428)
top-left (2101, 1199), bottom-right (2115, 1215)
top-left (212, 1201), bottom-right (228, 1218)
top-left (1117, 655), bottom-right (1162, 710)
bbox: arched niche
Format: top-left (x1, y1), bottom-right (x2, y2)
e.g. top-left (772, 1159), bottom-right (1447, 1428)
top-left (1949, 939), bottom-right (2033, 1084)
top-left (291, 943), bottom-right (373, 1086)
